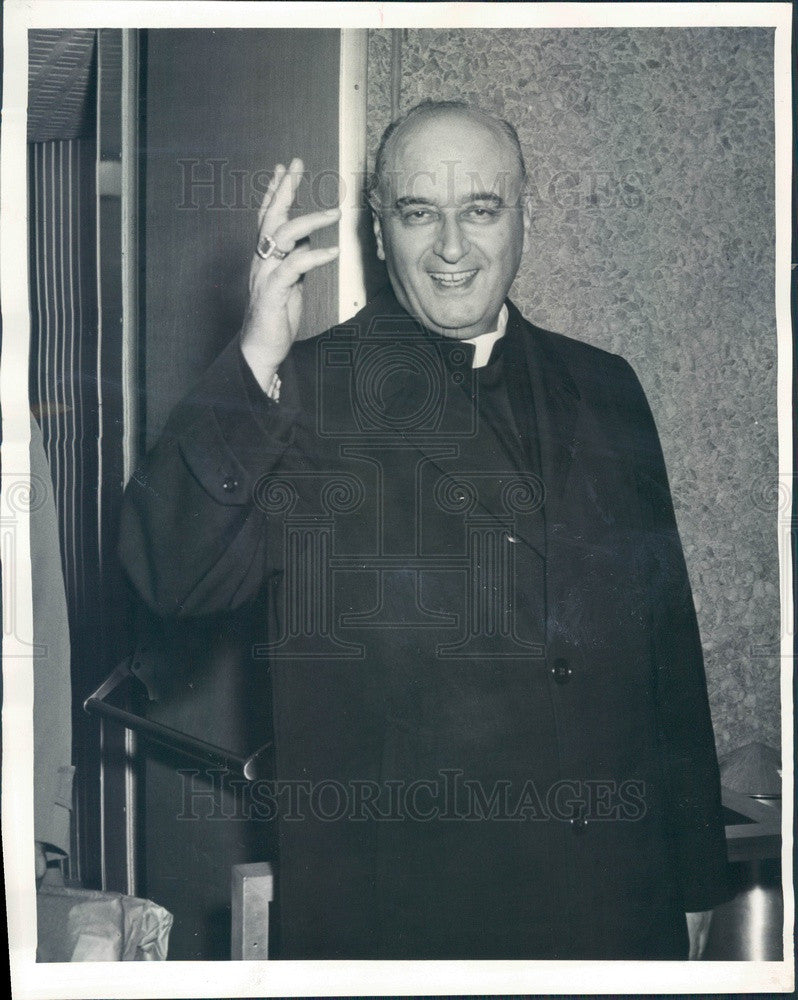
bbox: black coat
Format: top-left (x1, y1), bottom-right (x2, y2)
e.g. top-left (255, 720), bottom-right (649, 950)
top-left (120, 288), bottom-right (732, 959)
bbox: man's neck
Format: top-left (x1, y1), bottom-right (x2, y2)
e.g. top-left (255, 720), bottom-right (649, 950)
top-left (462, 305), bottom-right (509, 368)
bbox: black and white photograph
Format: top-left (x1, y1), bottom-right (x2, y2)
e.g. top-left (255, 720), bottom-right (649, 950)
top-left (1, 2), bottom-right (793, 996)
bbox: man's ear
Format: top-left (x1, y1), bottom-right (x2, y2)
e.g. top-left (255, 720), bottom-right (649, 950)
top-left (521, 190), bottom-right (533, 252)
top-left (372, 211), bottom-right (386, 262)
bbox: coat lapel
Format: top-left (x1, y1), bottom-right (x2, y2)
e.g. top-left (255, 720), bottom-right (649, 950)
top-left (507, 301), bottom-right (581, 513)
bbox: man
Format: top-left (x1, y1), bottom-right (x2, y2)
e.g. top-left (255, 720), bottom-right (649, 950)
top-left (120, 100), bottom-right (731, 959)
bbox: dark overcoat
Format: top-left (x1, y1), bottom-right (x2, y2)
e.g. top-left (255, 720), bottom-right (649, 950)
top-left (119, 288), bottom-right (731, 959)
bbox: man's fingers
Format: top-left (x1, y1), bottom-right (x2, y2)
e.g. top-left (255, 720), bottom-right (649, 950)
top-left (257, 163), bottom-right (286, 226)
top-left (269, 245), bottom-right (339, 289)
top-left (260, 156), bottom-right (304, 236)
top-left (271, 208), bottom-right (341, 255)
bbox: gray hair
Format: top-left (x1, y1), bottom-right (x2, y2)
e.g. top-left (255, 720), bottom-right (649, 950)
top-left (366, 99), bottom-right (528, 212)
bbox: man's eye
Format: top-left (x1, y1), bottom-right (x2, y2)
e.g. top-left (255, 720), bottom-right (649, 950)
top-left (465, 206), bottom-right (499, 221)
top-left (401, 209), bottom-right (435, 224)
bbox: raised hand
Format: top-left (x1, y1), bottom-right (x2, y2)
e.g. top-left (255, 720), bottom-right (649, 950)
top-left (240, 158), bottom-right (340, 391)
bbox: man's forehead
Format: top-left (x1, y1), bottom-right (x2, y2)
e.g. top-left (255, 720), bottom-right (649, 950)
top-left (380, 113), bottom-right (523, 201)
top-left (382, 168), bottom-right (523, 206)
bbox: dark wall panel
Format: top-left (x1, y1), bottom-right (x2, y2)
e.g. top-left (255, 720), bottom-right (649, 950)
top-left (144, 29), bottom-right (341, 445)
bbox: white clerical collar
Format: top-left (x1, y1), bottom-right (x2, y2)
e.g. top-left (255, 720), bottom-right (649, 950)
top-left (463, 304), bottom-right (509, 368)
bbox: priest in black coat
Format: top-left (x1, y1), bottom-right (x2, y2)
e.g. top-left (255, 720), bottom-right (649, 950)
top-left (119, 100), bottom-right (732, 959)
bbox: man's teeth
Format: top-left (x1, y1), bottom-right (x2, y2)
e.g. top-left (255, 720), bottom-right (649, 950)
top-left (429, 270), bottom-right (477, 286)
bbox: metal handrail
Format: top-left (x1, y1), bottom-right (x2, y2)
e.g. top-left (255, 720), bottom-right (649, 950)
top-left (83, 657), bottom-right (272, 781)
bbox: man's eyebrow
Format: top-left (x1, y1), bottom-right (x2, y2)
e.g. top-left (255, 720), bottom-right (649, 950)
top-left (393, 196), bottom-right (436, 210)
top-left (461, 191), bottom-right (505, 207)
top-left (393, 192), bottom-right (506, 209)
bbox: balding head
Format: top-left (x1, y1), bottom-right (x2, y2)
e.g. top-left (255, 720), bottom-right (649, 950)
top-left (368, 100), bottom-right (527, 213)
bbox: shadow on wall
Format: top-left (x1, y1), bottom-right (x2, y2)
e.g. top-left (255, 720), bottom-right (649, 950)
top-left (357, 194), bottom-right (388, 300)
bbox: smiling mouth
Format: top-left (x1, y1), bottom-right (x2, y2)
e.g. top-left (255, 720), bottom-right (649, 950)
top-left (428, 269), bottom-right (478, 288)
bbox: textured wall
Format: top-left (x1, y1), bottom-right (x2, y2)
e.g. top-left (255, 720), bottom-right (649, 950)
top-left (366, 28), bottom-right (779, 756)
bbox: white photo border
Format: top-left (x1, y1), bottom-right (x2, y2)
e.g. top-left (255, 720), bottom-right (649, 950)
top-left (2, 2), bottom-right (793, 996)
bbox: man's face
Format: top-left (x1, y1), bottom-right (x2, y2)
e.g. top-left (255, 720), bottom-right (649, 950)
top-left (373, 111), bottom-right (530, 339)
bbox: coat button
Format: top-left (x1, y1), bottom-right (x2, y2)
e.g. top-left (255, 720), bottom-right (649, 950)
top-left (551, 657), bottom-right (572, 684)
top-left (571, 816), bottom-right (588, 834)
top-left (221, 476), bottom-right (239, 492)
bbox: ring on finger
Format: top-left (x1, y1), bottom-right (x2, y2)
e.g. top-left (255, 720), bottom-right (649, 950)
top-left (256, 233), bottom-right (289, 262)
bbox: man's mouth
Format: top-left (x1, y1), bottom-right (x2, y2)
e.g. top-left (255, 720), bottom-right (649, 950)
top-left (428, 269), bottom-right (478, 289)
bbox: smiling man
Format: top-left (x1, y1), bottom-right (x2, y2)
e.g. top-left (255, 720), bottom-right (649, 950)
top-left (369, 105), bottom-right (528, 340)
top-left (120, 100), bottom-right (732, 960)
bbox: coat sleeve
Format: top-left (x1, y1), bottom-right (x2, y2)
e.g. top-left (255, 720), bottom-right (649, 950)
top-left (118, 337), bottom-right (299, 617)
top-left (616, 357), bottom-right (734, 913)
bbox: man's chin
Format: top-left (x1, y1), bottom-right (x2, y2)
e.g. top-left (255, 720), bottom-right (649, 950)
top-left (426, 317), bottom-right (493, 340)
top-left (393, 287), bottom-right (497, 339)
top-left (416, 305), bottom-right (495, 339)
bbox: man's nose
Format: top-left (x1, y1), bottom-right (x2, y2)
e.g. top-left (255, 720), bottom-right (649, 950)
top-left (433, 215), bottom-right (470, 263)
